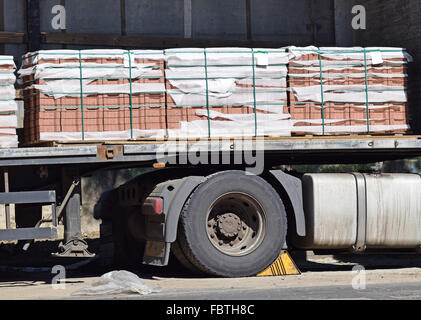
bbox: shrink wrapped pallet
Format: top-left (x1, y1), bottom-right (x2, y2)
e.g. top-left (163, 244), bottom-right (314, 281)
top-left (287, 46), bottom-right (412, 135)
top-left (0, 56), bottom-right (18, 148)
top-left (18, 46), bottom-right (414, 144)
top-left (164, 47), bottom-right (291, 138)
top-left (19, 49), bottom-right (166, 143)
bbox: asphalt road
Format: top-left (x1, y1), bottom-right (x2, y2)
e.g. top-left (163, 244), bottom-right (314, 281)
top-left (131, 282), bottom-right (421, 300)
top-left (3, 241), bottom-right (421, 301)
top-left (1, 265), bottom-right (421, 301)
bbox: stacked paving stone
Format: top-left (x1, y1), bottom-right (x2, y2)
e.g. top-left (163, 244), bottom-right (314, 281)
top-left (0, 56), bottom-right (18, 148)
top-left (19, 49), bottom-right (166, 143)
top-left (287, 46), bottom-right (412, 134)
top-left (164, 48), bottom-right (291, 138)
top-left (17, 47), bottom-right (413, 144)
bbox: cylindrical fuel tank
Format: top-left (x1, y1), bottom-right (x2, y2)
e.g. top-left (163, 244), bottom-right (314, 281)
top-left (365, 174), bottom-right (421, 248)
top-left (293, 173), bottom-right (421, 250)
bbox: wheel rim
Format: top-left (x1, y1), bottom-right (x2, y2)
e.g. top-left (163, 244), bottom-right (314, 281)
top-left (205, 192), bottom-right (266, 256)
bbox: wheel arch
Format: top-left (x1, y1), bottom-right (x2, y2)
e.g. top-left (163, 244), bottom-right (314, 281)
top-left (163, 176), bottom-right (206, 243)
top-left (163, 169), bottom-right (306, 244)
top-left (262, 170), bottom-right (306, 238)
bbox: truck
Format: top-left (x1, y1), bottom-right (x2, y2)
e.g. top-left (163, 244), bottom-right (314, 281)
top-left (0, 0), bottom-right (420, 279)
top-left (1, 134), bottom-right (421, 277)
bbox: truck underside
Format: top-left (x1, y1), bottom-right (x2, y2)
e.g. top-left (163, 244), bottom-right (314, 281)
top-left (1, 135), bottom-right (421, 277)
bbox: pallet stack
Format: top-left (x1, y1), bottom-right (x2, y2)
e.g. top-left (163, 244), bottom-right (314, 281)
top-left (17, 46), bottom-right (414, 144)
top-left (164, 48), bottom-right (291, 138)
top-left (0, 56), bottom-right (18, 148)
top-left (287, 46), bottom-right (412, 135)
top-left (19, 49), bottom-right (166, 143)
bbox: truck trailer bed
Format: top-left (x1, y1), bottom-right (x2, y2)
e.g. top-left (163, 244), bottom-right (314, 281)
top-left (0, 135), bottom-right (421, 167)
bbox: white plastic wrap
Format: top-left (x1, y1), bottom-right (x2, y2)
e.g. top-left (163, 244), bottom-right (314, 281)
top-left (22, 49), bottom-right (164, 67)
top-left (288, 46), bottom-right (413, 63)
top-left (18, 62), bottom-right (163, 83)
top-left (18, 47), bottom-right (413, 141)
top-left (0, 57), bottom-right (17, 147)
top-left (165, 48), bottom-right (288, 111)
top-left (0, 135), bottom-right (18, 148)
top-left (71, 270), bottom-right (161, 296)
top-left (31, 82), bottom-right (165, 99)
top-left (39, 129), bottom-right (167, 141)
top-left (290, 85), bottom-right (407, 103)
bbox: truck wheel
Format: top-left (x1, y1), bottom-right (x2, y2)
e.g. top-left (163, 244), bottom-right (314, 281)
top-left (176, 171), bottom-right (287, 277)
top-left (170, 239), bottom-right (201, 274)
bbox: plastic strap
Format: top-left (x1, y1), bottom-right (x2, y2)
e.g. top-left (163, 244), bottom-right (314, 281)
top-left (203, 48), bottom-right (211, 138)
top-left (251, 49), bottom-right (257, 137)
top-left (363, 48), bottom-right (370, 133)
top-left (318, 50), bottom-right (325, 135)
top-left (78, 50), bottom-right (84, 140)
top-left (127, 51), bottom-right (133, 139)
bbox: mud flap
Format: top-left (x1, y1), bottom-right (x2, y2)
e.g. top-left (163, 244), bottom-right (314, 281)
top-left (142, 240), bottom-right (171, 266)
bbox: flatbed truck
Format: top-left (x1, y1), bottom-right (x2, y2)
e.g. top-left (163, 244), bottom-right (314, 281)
top-left (1, 135), bottom-right (421, 277)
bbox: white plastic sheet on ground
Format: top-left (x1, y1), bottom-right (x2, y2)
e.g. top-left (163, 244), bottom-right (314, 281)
top-left (71, 270), bottom-right (161, 296)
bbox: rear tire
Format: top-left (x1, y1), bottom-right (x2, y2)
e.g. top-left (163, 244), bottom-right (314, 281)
top-left (176, 171), bottom-right (287, 277)
top-left (170, 239), bottom-right (201, 274)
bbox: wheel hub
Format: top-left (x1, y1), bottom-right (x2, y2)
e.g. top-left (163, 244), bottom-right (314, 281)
top-left (206, 192), bottom-right (266, 257)
top-left (217, 213), bottom-right (242, 238)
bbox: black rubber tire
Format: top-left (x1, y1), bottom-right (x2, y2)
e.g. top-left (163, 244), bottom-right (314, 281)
top-left (170, 239), bottom-right (202, 274)
top-left (177, 170), bottom-right (287, 277)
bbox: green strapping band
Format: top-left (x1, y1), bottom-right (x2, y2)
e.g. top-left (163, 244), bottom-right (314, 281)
top-left (126, 50), bottom-right (134, 139)
top-left (318, 50), bottom-right (325, 135)
top-left (251, 49), bottom-right (257, 137)
top-left (363, 48), bottom-right (370, 133)
top-left (203, 48), bottom-right (211, 138)
top-left (78, 50), bottom-right (85, 140)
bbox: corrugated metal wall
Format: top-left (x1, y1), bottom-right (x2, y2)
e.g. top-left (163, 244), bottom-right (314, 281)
top-left (35, 0), bottom-right (335, 41)
top-left (353, 0), bottom-right (421, 132)
top-left (0, 0), bottom-right (337, 64)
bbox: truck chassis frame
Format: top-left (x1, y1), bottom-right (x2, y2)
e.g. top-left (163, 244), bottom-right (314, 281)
top-left (1, 135), bottom-right (421, 260)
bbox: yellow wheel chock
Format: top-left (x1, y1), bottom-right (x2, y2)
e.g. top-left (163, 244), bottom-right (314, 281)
top-left (256, 250), bottom-right (301, 277)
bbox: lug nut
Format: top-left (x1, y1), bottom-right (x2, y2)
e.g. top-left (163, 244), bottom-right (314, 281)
top-left (238, 237), bottom-right (242, 241)
top-left (210, 234), bottom-right (215, 239)
top-left (219, 240), bottom-right (223, 246)
top-left (229, 242), bottom-right (234, 246)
